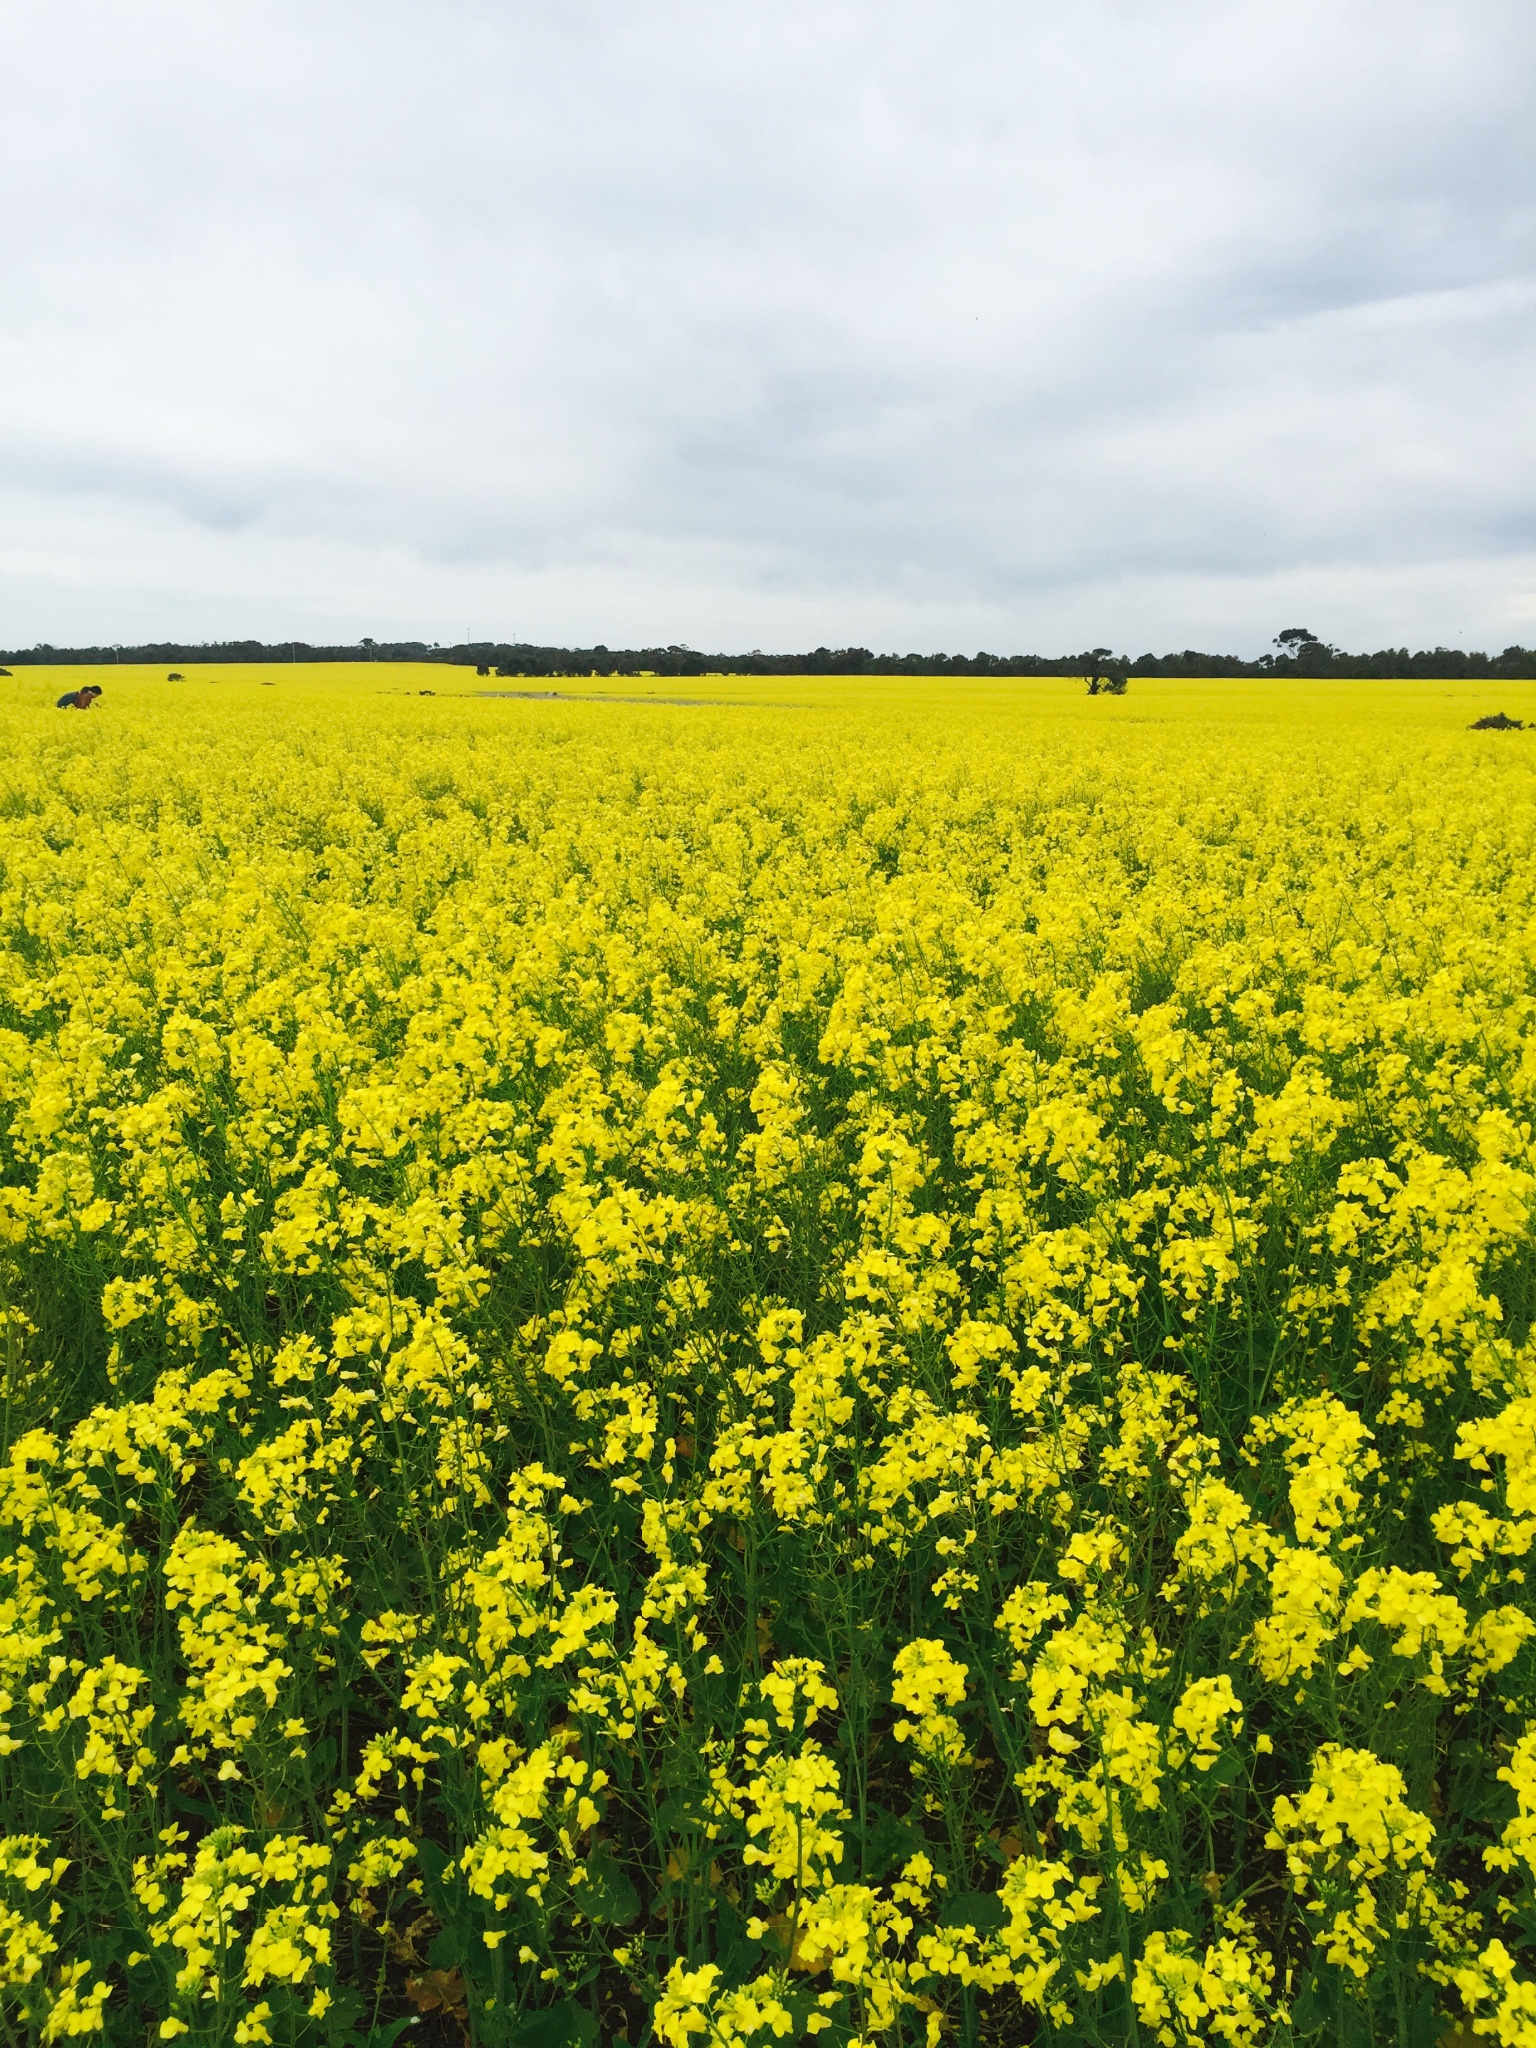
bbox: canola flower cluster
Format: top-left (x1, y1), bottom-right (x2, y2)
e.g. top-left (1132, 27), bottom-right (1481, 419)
top-left (2, 667), bottom-right (1536, 2045)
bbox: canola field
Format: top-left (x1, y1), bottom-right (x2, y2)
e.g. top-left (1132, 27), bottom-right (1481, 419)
top-left (5, 665), bottom-right (1536, 2048)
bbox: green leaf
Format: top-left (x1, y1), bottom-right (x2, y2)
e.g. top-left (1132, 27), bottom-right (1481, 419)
top-left (858, 1804), bottom-right (920, 1880)
top-left (511, 1998), bottom-right (598, 2048)
top-left (938, 1890), bottom-right (1005, 1933)
top-left (574, 1848), bottom-right (640, 1927)
top-left (361, 2020), bottom-right (417, 2048)
top-left (427, 1926), bottom-right (463, 1971)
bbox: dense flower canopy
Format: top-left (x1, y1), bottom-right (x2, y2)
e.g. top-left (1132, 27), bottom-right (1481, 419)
top-left (2, 668), bottom-right (1536, 2044)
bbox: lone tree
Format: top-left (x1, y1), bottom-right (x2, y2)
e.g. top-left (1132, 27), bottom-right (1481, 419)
top-left (1084, 649), bottom-right (1128, 696)
top-left (1274, 626), bottom-right (1333, 660)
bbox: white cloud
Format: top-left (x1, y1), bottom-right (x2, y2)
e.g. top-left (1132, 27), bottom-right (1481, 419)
top-left (1, 0), bottom-right (1532, 652)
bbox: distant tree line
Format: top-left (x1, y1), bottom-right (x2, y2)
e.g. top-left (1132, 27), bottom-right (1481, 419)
top-left (5, 632), bottom-right (1536, 680)
top-left (1, 637), bottom-right (442, 668)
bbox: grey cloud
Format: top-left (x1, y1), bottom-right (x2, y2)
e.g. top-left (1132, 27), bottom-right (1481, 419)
top-left (1, 0), bottom-right (1533, 650)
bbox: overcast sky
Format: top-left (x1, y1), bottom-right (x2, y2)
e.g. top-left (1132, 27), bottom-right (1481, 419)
top-left (2, 0), bottom-right (1533, 655)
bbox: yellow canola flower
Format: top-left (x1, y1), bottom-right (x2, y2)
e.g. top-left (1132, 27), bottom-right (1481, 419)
top-left (1266, 1745), bottom-right (1435, 1978)
top-left (1341, 1567), bottom-right (1468, 1693)
top-left (5, 671), bottom-right (1536, 2043)
top-left (138, 1827), bottom-right (335, 2016)
top-left (890, 1639), bottom-right (968, 1721)
top-left (1248, 1545), bottom-right (1345, 1684)
top-left (1132, 1924), bottom-right (1276, 2047)
top-left (742, 1742), bottom-right (850, 1886)
top-left (1169, 1674), bottom-right (1245, 1771)
top-left (891, 1638), bottom-right (971, 1767)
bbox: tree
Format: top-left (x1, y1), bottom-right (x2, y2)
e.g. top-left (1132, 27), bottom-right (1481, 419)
top-left (1274, 627), bottom-right (1332, 660)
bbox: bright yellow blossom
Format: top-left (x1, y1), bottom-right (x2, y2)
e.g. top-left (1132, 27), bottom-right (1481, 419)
top-left (0, 667), bottom-right (1534, 2041)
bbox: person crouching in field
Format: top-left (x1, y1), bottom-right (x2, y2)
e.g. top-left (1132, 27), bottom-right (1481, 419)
top-left (55, 685), bottom-right (103, 710)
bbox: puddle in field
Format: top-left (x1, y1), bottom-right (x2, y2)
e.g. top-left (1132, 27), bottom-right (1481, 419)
top-left (388, 687), bottom-right (805, 709)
